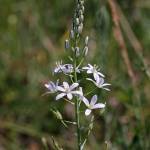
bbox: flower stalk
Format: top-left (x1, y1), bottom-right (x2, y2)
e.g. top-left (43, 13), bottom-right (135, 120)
top-left (73, 46), bottom-right (81, 149)
top-left (44, 0), bottom-right (110, 149)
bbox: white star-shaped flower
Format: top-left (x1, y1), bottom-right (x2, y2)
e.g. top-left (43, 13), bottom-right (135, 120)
top-left (54, 61), bottom-right (73, 74)
top-left (82, 64), bottom-right (105, 80)
top-left (54, 61), bottom-right (80, 74)
top-left (81, 95), bottom-right (105, 116)
top-left (56, 82), bottom-right (82, 100)
top-left (87, 77), bottom-right (111, 91)
top-left (44, 80), bottom-right (59, 93)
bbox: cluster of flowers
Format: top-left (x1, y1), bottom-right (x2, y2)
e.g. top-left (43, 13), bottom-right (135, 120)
top-left (45, 0), bottom-right (110, 150)
top-left (44, 0), bottom-right (110, 149)
top-left (44, 0), bottom-right (110, 117)
top-left (45, 62), bottom-right (110, 116)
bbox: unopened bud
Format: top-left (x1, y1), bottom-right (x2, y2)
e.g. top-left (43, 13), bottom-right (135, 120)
top-left (80, 0), bottom-right (84, 5)
top-left (79, 10), bottom-right (83, 16)
top-left (65, 40), bottom-right (70, 49)
top-left (75, 47), bottom-right (80, 57)
top-left (79, 15), bottom-right (84, 22)
top-left (70, 30), bottom-right (74, 39)
top-left (78, 23), bottom-right (83, 34)
top-left (77, 4), bottom-right (80, 10)
top-left (76, 18), bottom-right (80, 25)
top-left (42, 137), bottom-right (47, 146)
top-left (72, 47), bottom-right (75, 52)
top-left (85, 36), bottom-right (89, 45)
top-left (81, 6), bottom-right (85, 12)
top-left (83, 46), bottom-right (88, 56)
top-left (51, 109), bottom-right (63, 120)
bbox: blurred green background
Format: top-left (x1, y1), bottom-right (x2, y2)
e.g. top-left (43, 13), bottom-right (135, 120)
top-left (0, 0), bottom-right (150, 149)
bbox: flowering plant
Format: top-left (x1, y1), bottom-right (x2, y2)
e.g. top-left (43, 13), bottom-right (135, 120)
top-left (44, 0), bottom-right (110, 149)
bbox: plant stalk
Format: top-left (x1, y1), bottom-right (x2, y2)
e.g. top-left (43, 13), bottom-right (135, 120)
top-left (73, 58), bottom-right (81, 150)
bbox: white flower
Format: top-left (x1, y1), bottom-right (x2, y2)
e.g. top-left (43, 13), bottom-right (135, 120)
top-left (56, 82), bottom-right (82, 100)
top-left (75, 87), bottom-right (83, 99)
top-left (54, 61), bottom-right (73, 74)
top-left (44, 80), bottom-right (59, 93)
top-left (81, 95), bottom-right (105, 116)
top-left (54, 61), bottom-right (80, 74)
top-left (87, 77), bottom-right (111, 91)
top-left (78, 87), bottom-right (83, 96)
top-left (82, 64), bottom-right (105, 80)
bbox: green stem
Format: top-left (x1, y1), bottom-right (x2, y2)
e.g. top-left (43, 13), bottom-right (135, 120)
top-left (74, 58), bottom-right (81, 150)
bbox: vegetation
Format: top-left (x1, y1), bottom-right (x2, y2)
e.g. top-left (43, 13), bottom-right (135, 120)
top-left (0, 0), bottom-right (149, 149)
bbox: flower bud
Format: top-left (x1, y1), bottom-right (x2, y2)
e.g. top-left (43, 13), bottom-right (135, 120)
top-left (85, 36), bottom-right (89, 45)
top-left (80, 0), bottom-right (84, 5)
top-left (77, 4), bottom-right (80, 10)
top-left (65, 40), bottom-right (70, 49)
top-left (83, 46), bottom-right (88, 56)
top-left (51, 109), bottom-right (63, 120)
top-left (79, 14), bottom-right (84, 22)
top-left (79, 10), bottom-right (83, 16)
top-left (70, 30), bottom-right (74, 39)
top-left (75, 47), bottom-right (80, 57)
top-left (78, 23), bottom-right (83, 34)
top-left (76, 18), bottom-right (80, 25)
top-left (81, 6), bottom-right (85, 12)
top-left (71, 47), bottom-right (75, 52)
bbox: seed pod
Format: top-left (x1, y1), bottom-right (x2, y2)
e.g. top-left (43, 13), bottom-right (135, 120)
top-left (65, 40), bottom-right (70, 49)
top-left (78, 23), bottom-right (83, 34)
top-left (85, 36), bottom-right (89, 45)
top-left (83, 46), bottom-right (88, 56)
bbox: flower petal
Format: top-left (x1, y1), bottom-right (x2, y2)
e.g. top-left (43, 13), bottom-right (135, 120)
top-left (82, 67), bottom-right (89, 70)
top-left (85, 109), bottom-right (91, 116)
top-left (54, 68), bottom-right (60, 73)
top-left (97, 72), bottom-right (105, 77)
top-left (70, 83), bottom-right (79, 90)
top-left (79, 87), bottom-right (83, 96)
top-left (90, 95), bottom-right (97, 106)
top-left (71, 90), bottom-right (83, 95)
top-left (102, 87), bottom-right (110, 91)
top-left (44, 83), bottom-right (51, 89)
top-left (92, 103), bottom-right (105, 109)
top-left (86, 78), bottom-right (96, 83)
top-left (56, 79), bottom-right (59, 86)
top-left (88, 64), bottom-right (93, 68)
top-left (57, 86), bottom-right (65, 92)
top-left (56, 93), bottom-right (66, 100)
top-left (81, 96), bottom-right (89, 107)
top-left (94, 72), bottom-right (100, 81)
top-left (97, 77), bottom-right (104, 85)
top-left (67, 93), bottom-right (73, 100)
top-left (101, 83), bottom-right (111, 87)
top-left (63, 82), bottom-right (69, 89)
top-left (76, 68), bottom-right (80, 73)
top-left (87, 70), bottom-right (92, 74)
